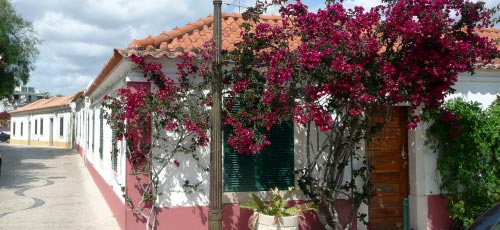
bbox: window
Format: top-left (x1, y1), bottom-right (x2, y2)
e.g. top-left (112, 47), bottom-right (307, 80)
top-left (223, 121), bottom-right (294, 192)
top-left (35, 119), bottom-right (38, 135)
top-left (92, 111), bottom-right (95, 151)
top-left (111, 128), bottom-right (118, 172)
top-left (40, 119), bottom-right (44, 135)
top-left (99, 109), bottom-right (104, 160)
top-left (59, 117), bottom-right (64, 136)
top-left (21, 122), bottom-right (23, 136)
top-left (13, 122), bottom-right (16, 136)
top-left (87, 114), bottom-right (89, 145)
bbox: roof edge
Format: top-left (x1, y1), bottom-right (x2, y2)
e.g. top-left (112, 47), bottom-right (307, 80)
top-left (9, 104), bottom-right (71, 115)
top-left (85, 49), bottom-right (124, 96)
top-left (9, 90), bottom-right (84, 115)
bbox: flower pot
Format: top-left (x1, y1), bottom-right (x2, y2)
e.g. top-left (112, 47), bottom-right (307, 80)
top-left (254, 213), bottom-right (299, 230)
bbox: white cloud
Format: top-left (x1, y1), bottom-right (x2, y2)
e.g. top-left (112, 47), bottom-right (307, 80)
top-left (35, 12), bottom-right (101, 38)
top-left (54, 42), bottom-right (109, 58)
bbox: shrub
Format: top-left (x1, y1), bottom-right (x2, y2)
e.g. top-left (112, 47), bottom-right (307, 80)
top-left (426, 98), bottom-right (500, 228)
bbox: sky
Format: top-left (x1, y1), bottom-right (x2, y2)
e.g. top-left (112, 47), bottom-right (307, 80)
top-left (9, 0), bottom-right (500, 96)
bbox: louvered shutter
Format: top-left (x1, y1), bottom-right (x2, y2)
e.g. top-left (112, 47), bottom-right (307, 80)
top-left (223, 119), bottom-right (294, 192)
top-left (257, 121), bottom-right (294, 190)
top-left (99, 108), bottom-right (104, 160)
top-left (111, 128), bottom-right (118, 172)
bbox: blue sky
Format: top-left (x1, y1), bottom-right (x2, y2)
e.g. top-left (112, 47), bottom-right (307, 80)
top-left (9, 0), bottom-right (500, 96)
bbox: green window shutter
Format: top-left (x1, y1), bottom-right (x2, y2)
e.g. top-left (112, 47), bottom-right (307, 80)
top-left (223, 120), bottom-right (294, 192)
top-left (257, 121), bottom-right (294, 190)
top-left (92, 112), bottom-right (95, 151)
top-left (99, 109), bottom-right (104, 160)
top-left (111, 128), bottom-right (118, 172)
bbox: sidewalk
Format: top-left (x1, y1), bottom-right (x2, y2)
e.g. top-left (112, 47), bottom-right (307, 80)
top-left (0, 143), bottom-right (120, 230)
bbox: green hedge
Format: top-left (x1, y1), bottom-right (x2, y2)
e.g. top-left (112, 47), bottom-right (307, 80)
top-left (426, 98), bottom-right (500, 229)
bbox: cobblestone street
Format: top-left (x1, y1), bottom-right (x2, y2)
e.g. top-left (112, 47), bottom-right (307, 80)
top-left (0, 143), bottom-right (119, 230)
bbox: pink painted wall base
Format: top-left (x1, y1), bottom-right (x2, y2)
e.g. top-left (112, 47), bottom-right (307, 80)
top-left (428, 195), bottom-right (451, 230)
top-left (77, 145), bottom-right (126, 229)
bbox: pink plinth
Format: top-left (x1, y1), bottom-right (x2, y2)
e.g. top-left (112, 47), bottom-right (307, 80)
top-left (428, 195), bottom-right (451, 230)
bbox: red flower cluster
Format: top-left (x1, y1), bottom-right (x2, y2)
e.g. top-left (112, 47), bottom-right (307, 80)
top-left (438, 109), bottom-right (461, 139)
top-left (103, 54), bottom-right (211, 164)
top-left (222, 0), bottom-right (497, 153)
top-left (105, 0), bottom-right (497, 158)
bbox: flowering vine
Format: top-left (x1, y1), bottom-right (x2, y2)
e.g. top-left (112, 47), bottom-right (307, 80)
top-left (223, 0), bottom-right (498, 229)
top-left (103, 0), bottom-right (498, 229)
top-left (102, 45), bottom-right (214, 229)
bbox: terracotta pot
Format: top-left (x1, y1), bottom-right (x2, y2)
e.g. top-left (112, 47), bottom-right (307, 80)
top-left (254, 213), bottom-right (299, 230)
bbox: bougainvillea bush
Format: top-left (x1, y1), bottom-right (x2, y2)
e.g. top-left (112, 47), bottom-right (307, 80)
top-left (426, 98), bottom-right (500, 229)
top-left (102, 47), bottom-right (214, 230)
top-left (103, 0), bottom-right (498, 229)
top-left (224, 0), bottom-right (498, 228)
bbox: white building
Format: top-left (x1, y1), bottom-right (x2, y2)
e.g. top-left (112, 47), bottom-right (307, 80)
top-left (9, 91), bottom-right (83, 148)
top-left (74, 13), bottom-right (500, 230)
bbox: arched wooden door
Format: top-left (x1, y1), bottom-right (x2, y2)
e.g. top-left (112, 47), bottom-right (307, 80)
top-left (367, 108), bottom-right (409, 229)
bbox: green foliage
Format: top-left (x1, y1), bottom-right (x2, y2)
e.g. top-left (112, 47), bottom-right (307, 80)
top-left (240, 187), bottom-right (316, 218)
top-left (0, 0), bottom-right (40, 98)
top-left (426, 98), bottom-right (500, 229)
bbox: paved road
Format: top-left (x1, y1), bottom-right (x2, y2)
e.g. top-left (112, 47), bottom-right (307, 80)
top-left (0, 143), bottom-right (120, 230)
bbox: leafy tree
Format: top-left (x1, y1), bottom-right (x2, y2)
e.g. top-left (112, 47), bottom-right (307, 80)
top-left (0, 0), bottom-right (40, 98)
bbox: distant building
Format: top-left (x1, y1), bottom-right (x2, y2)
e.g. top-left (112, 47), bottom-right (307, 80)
top-left (9, 91), bottom-right (83, 148)
top-left (12, 86), bottom-right (50, 109)
top-left (1, 86), bottom-right (50, 112)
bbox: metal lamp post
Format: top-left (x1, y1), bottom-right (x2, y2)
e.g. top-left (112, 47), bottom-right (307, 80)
top-left (208, 1), bottom-right (223, 230)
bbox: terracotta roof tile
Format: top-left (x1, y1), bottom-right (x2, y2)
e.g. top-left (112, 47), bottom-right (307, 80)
top-left (85, 13), bottom-right (500, 97)
top-left (123, 12), bottom-right (284, 58)
top-left (86, 12), bottom-right (277, 96)
top-left (10, 91), bottom-right (84, 114)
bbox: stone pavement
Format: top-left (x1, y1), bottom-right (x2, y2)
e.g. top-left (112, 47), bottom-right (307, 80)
top-left (0, 143), bottom-right (120, 230)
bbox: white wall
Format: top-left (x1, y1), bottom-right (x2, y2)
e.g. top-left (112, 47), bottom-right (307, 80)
top-left (10, 111), bottom-right (72, 145)
top-left (407, 70), bottom-right (500, 229)
top-left (448, 71), bottom-right (500, 108)
top-left (76, 59), bottom-right (132, 204)
top-left (11, 116), bottom-right (29, 140)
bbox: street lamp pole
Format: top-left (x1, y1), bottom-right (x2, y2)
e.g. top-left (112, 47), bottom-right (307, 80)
top-left (209, 1), bottom-right (223, 230)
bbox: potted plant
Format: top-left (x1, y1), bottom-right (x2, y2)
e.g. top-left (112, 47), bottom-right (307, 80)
top-left (240, 187), bottom-right (316, 230)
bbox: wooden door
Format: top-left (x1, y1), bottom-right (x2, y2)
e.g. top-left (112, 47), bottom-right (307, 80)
top-left (367, 108), bottom-right (409, 229)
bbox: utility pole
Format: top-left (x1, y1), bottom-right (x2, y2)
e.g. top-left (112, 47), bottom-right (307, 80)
top-left (208, 1), bottom-right (223, 230)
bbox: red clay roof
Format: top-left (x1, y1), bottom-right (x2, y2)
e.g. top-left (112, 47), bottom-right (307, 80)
top-left (124, 12), bottom-right (286, 58)
top-left (10, 91), bottom-right (83, 114)
top-left (85, 12), bottom-right (285, 96)
top-left (85, 12), bottom-right (500, 96)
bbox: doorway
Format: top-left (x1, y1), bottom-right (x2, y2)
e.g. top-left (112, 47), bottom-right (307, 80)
top-left (49, 118), bottom-right (54, 146)
top-left (367, 108), bottom-right (409, 229)
top-left (28, 122), bottom-right (31, 145)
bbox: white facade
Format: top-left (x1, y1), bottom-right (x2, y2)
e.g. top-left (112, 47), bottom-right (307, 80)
top-left (74, 48), bottom-right (500, 230)
top-left (10, 105), bottom-right (76, 148)
top-left (75, 58), bottom-right (131, 205)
